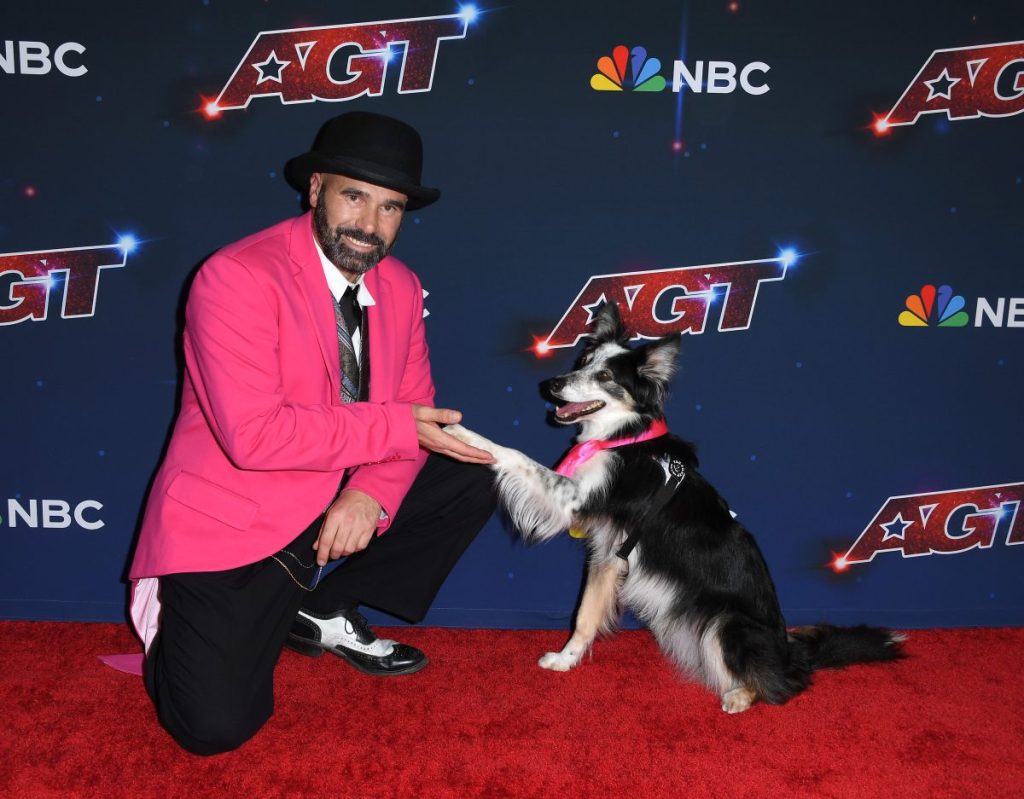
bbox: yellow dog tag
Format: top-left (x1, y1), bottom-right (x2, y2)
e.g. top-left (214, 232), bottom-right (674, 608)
top-left (569, 527), bottom-right (588, 539)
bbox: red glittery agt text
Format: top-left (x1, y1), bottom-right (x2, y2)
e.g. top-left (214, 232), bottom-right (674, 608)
top-left (879, 40), bottom-right (1024, 130)
top-left (211, 13), bottom-right (470, 113)
top-left (0, 245), bottom-right (127, 325)
top-left (839, 483), bottom-right (1024, 567)
top-left (540, 258), bottom-right (788, 350)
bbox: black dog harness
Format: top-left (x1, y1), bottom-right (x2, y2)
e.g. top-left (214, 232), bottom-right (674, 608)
top-left (553, 420), bottom-right (686, 560)
top-left (615, 454), bottom-right (686, 560)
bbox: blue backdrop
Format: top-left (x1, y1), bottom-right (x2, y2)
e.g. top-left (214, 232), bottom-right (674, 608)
top-left (2, 0), bottom-right (1021, 629)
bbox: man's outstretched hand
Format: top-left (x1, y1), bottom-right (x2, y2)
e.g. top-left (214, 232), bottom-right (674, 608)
top-left (412, 405), bottom-right (495, 464)
top-left (312, 407), bottom-right (494, 565)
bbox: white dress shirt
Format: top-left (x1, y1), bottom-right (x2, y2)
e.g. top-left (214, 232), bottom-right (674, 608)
top-left (312, 235), bottom-right (377, 363)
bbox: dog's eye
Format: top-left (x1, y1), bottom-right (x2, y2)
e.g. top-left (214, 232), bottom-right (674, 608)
top-left (596, 370), bottom-right (613, 381)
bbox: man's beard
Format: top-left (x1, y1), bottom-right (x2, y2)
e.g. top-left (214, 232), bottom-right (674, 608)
top-left (313, 190), bottom-right (395, 276)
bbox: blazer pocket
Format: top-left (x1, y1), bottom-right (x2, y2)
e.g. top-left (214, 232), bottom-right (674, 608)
top-left (166, 470), bottom-right (260, 531)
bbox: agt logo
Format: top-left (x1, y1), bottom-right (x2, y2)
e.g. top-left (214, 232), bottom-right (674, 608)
top-left (203, 8), bottom-right (478, 117)
top-left (534, 250), bottom-right (796, 354)
top-left (0, 40), bottom-right (87, 77)
top-left (4, 498), bottom-right (105, 530)
top-left (590, 44), bottom-right (769, 95)
top-left (0, 236), bottom-right (137, 326)
top-left (833, 482), bottom-right (1023, 570)
top-left (899, 284), bottom-right (1024, 329)
top-left (873, 40), bottom-right (1024, 133)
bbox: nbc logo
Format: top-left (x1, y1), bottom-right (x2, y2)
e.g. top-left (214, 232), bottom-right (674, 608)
top-left (3, 497), bottom-right (105, 530)
top-left (591, 45), bottom-right (666, 92)
top-left (590, 44), bottom-right (769, 95)
top-left (898, 284), bottom-right (1024, 328)
top-left (898, 284), bottom-right (969, 327)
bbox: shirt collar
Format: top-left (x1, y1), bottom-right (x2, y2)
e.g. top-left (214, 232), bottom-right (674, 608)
top-left (312, 231), bottom-right (377, 307)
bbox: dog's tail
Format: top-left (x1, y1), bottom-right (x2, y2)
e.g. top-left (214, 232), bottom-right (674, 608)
top-left (788, 623), bottom-right (906, 671)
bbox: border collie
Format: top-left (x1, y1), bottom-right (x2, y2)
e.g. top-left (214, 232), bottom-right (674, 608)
top-left (446, 302), bottom-right (904, 713)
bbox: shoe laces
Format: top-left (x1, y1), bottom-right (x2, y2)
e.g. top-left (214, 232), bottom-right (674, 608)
top-left (343, 609), bottom-right (376, 642)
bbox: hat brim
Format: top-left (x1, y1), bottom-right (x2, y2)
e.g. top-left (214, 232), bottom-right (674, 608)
top-left (285, 152), bottom-right (440, 211)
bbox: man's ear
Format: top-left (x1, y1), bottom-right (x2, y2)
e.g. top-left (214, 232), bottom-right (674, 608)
top-left (589, 301), bottom-right (627, 344)
top-left (308, 172), bottom-right (323, 208)
top-left (638, 334), bottom-right (682, 385)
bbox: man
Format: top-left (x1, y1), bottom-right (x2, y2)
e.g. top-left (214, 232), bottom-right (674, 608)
top-left (129, 111), bottom-right (496, 755)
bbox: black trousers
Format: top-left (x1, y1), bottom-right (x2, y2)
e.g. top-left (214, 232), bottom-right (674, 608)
top-left (143, 455), bottom-right (496, 755)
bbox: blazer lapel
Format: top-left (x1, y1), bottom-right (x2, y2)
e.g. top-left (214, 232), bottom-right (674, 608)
top-left (288, 213), bottom-right (341, 401)
top-left (362, 266), bottom-right (388, 403)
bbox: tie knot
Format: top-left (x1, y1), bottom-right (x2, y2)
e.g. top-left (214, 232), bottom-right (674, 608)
top-left (338, 285), bottom-right (362, 333)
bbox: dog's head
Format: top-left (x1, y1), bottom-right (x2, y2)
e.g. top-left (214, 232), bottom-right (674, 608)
top-left (544, 302), bottom-right (681, 441)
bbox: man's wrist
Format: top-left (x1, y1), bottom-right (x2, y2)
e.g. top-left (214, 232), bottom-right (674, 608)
top-left (340, 487), bottom-right (386, 521)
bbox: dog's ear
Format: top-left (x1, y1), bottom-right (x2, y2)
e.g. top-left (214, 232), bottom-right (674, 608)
top-left (638, 334), bottom-right (681, 385)
top-left (589, 301), bottom-right (627, 344)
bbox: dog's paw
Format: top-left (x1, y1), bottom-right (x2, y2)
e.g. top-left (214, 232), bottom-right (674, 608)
top-left (720, 686), bottom-right (756, 714)
top-left (444, 424), bottom-right (503, 463)
top-left (444, 423), bottom-right (487, 448)
top-left (443, 423), bottom-right (468, 439)
top-left (538, 651), bottom-right (577, 672)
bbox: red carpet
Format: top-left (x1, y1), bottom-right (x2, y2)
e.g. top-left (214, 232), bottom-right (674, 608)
top-left (1, 622), bottom-right (1022, 798)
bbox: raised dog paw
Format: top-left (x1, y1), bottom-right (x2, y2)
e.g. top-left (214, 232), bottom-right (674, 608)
top-left (443, 423), bottom-right (469, 440)
top-left (538, 651), bottom-right (576, 671)
top-left (444, 424), bottom-right (502, 462)
top-left (444, 423), bottom-right (486, 448)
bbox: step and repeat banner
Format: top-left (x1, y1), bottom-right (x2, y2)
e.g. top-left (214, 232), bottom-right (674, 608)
top-left (3, 1), bottom-right (1021, 628)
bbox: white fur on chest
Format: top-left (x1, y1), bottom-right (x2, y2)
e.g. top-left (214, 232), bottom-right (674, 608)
top-left (569, 450), bottom-right (614, 503)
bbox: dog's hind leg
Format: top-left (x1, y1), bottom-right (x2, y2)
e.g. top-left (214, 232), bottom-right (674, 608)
top-left (539, 557), bottom-right (624, 672)
top-left (682, 617), bottom-right (761, 714)
top-left (720, 686), bottom-right (758, 714)
top-left (712, 614), bottom-right (810, 713)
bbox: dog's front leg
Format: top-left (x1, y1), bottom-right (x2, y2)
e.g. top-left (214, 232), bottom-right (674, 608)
top-left (445, 424), bottom-right (580, 539)
top-left (539, 557), bottom-right (624, 672)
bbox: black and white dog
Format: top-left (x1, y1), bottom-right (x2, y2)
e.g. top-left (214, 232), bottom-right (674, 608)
top-left (446, 303), bottom-right (903, 713)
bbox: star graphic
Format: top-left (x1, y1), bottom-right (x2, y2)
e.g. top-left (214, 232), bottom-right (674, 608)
top-left (881, 513), bottom-right (912, 542)
top-left (924, 68), bottom-right (959, 102)
top-left (253, 51), bottom-right (290, 84)
top-left (582, 294), bottom-right (608, 325)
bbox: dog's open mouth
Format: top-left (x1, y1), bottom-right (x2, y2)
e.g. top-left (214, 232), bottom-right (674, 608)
top-left (554, 400), bottom-right (606, 423)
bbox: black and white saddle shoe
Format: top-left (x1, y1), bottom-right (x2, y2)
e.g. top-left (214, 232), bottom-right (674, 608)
top-left (286, 608), bottom-right (428, 676)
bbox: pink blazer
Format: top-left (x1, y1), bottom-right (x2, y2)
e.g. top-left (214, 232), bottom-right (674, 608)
top-left (130, 213), bottom-right (433, 578)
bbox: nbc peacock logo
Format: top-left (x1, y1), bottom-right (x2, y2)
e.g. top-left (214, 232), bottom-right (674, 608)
top-left (590, 45), bottom-right (666, 92)
top-left (898, 284), bottom-right (970, 327)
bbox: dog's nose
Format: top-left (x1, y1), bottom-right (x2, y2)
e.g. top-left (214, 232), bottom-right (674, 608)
top-left (548, 377), bottom-right (565, 393)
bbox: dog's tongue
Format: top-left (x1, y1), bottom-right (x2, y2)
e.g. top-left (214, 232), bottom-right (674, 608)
top-left (555, 402), bottom-right (592, 419)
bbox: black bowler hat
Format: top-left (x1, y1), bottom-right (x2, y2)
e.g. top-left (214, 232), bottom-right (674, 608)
top-left (285, 111), bottom-right (440, 210)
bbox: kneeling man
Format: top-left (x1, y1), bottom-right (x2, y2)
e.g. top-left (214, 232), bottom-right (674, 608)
top-left (130, 112), bottom-right (496, 755)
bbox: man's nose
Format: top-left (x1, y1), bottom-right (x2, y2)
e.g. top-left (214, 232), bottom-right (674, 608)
top-left (354, 210), bottom-right (376, 234)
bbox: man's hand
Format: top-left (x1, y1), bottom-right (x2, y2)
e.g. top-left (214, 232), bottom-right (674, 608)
top-left (412, 404), bottom-right (496, 464)
top-left (313, 489), bottom-right (382, 566)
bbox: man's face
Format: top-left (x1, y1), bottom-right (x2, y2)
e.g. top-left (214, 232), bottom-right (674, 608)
top-left (309, 172), bottom-right (408, 280)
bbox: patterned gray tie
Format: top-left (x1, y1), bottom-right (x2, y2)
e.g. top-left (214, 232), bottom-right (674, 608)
top-left (334, 285), bottom-right (362, 403)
